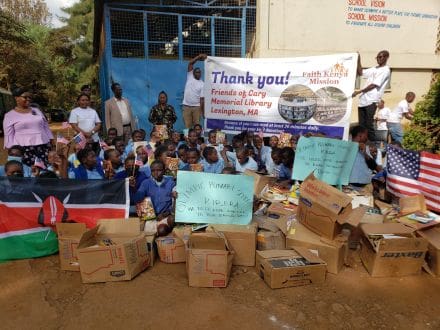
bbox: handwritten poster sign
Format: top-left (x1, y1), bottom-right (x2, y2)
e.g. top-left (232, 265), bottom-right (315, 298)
top-left (292, 137), bottom-right (358, 185)
top-left (175, 171), bottom-right (254, 224)
top-left (204, 53), bottom-right (358, 140)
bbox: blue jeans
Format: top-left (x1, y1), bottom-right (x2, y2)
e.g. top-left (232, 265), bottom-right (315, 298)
top-left (387, 122), bottom-right (403, 143)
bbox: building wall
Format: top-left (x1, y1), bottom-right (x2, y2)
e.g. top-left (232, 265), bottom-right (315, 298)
top-left (255, 0), bottom-right (440, 122)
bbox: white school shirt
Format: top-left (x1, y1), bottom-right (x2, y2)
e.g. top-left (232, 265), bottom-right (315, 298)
top-left (359, 66), bottom-right (390, 107)
top-left (182, 70), bottom-right (204, 106)
top-left (387, 99), bottom-right (410, 123)
top-left (69, 107), bottom-right (101, 132)
top-left (375, 107), bottom-right (390, 130)
top-left (234, 157), bottom-right (258, 173)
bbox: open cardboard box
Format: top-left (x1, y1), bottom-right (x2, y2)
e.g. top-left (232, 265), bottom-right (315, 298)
top-left (286, 223), bottom-right (345, 274)
top-left (360, 223), bottom-right (428, 277)
top-left (156, 226), bottom-right (191, 264)
top-left (397, 195), bottom-right (440, 230)
top-left (253, 214), bottom-right (290, 251)
top-left (206, 224), bottom-right (257, 266)
top-left (56, 222), bottom-right (87, 271)
top-left (186, 233), bottom-right (234, 288)
top-left (417, 225), bottom-right (440, 276)
top-left (256, 247), bottom-right (326, 289)
top-left (77, 219), bottom-right (150, 283)
top-left (297, 173), bottom-right (365, 239)
top-left (244, 169), bottom-right (277, 197)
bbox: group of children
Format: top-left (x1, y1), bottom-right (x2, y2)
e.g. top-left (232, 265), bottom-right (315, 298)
top-left (0, 124), bottom-right (299, 236)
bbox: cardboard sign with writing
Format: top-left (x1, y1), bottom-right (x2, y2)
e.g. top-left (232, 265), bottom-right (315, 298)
top-left (293, 136), bottom-right (358, 185)
top-left (176, 171), bottom-right (254, 224)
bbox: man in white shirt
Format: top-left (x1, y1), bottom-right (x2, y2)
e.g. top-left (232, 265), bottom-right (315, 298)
top-left (373, 100), bottom-right (390, 148)
top-left (105, 83), bottom-right (136, 143)
top-left (387, 92), bottom-right (415, 143)
top-left (182, 54), bottom-right (206, 128)
top-left (352, 50), bottom-right (391, 141)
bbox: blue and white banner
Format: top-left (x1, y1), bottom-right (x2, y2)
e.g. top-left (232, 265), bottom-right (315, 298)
top-left (204, 54), bottom-right (358, 140)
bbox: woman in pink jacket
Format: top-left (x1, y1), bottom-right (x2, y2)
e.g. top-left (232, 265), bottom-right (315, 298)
top-left (3, 88), bottom-right (53, 167)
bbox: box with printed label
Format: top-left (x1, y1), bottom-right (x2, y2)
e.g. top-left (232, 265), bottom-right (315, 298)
top-left (360, 223), bottom-right (428, 277)
top-left (256, 247), bottom-right (326, 289)
top-left (297, 173), bottom-right (364, 239)
top-left (77, 219), bottom-right (150, 283)
top-left (156, 227), bottom-right (191, 264)
top-left (56, 222), bottom-right (87, 271)
top-left (286, 223), bottom-right (345, 274)
top-left (186, 233), bottom-right (234, 288)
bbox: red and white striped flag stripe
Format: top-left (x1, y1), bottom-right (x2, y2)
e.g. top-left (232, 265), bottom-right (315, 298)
top-left (387, 151), bottom-right (440, 213)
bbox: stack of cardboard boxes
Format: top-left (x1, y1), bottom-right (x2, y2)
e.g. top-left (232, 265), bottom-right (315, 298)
top-left (54, 172), bottom-right (438, 288)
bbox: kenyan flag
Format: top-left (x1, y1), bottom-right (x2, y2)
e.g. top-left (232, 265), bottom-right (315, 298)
top-left (0, 178), bottom-right (129, 262)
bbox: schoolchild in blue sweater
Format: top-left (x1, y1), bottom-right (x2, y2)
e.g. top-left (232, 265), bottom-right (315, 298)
top-left (133, 160), bottom-right (176, 217)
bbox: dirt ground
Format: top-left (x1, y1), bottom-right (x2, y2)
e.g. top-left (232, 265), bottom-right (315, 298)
top-left (1, 251), bottom-right (440, 330)
top-left (1, 133), bottom-right (440, 330)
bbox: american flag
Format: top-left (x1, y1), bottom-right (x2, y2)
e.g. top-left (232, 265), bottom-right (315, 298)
top-left (34, 157), bottom-right (46, 169)
top-left (144, 145), bottom-right (154, 158)
top-left (99, 138), bottom-right (109, 151)
top-left (386, 145), bottom-right (440, 213)
top-left (135, 154), bottom-right (144, 167)
top-left (62, 122), bottom-right (71, 129)
top-left (72, 132), bottom-right (87, 149)
top-left (56, 134), bottom-right (69, 145)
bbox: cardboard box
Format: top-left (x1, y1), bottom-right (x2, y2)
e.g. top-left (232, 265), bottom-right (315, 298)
top-left (297, 173), bottom-right (363, 239)
top-left (399, 195), bottom-right (427, 215)
top-left (186, 233), bottom-right (234, 288)
top-left (56, 223), bottom-right (87, 271)
top-left (244, 169), bottom-right (277, 196)
top-left (206, 224), bottom-right (257, 266)
top-left (256, 247), bottom-right (326, 289)
top-left (360, 223), bottom-right (428, 277)
top-left (286, 223), bottom-right (345, 274)
top-left (267, 202), bottom-right (297, 218)
top-left (253, 215), bottom-right (290, 235)
top-left (77, 219), bottom-right (150, 283)
top-left (397, 195), bottom-right (440, 230)
top-left (360, 206), bottom-right (385, 224)
top-left (156, 227), bottom-right (191, 264)
top-left (257, 230), bottom-right (286, 250)
top-left (417, 225), bottom-right (440, 276)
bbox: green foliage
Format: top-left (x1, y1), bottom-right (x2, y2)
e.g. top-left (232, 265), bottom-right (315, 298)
top-left (0, 0), bottom-right (51, 25)
top-left (0, 0), bottom-right (97, 110)
top-left (403, 77), bottom-right (440, 153)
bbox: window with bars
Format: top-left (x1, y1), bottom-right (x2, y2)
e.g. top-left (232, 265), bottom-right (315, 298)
top-left (107, 5), bottom-right (255, 60)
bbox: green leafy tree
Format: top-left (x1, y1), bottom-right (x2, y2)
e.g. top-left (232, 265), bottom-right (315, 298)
top-left (0, 0), bottom-right (51, 25)
top-left (60, 0), bottom-right (97, 93)
top-left (403, 76), bottom-right (440, 153)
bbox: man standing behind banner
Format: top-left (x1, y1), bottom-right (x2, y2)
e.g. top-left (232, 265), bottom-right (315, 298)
top-left (182, 54), bottom-right (207, 128)
top-left (352, 50), bottom-right (390, 142)
top-left (105, 82), bottom-right (136, 143)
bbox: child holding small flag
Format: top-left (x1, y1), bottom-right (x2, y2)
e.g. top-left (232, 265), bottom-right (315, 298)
top-left (114, 156), bottom-right (149, 206)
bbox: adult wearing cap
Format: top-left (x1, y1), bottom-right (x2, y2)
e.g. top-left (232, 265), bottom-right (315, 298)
top-left (3, 88), bottom-right (53, 167)
top-left (182, 54), bottom-right (206, 128)
top-left (105, 82), bottom-right (136, 143)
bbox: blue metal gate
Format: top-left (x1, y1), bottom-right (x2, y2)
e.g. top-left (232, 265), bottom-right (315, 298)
top-left (100, 1), bottom-right (256, 133)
